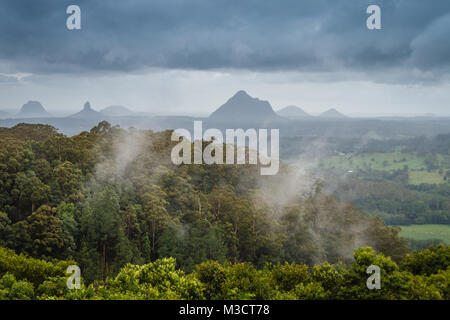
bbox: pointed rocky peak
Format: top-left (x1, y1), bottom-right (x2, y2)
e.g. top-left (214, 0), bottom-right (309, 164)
top-left (68, 101), bottom-right (102, 118)
top-left (83, 101), bottom-right (92, 111)
top-left (209, 90), bottom-right (279, 123)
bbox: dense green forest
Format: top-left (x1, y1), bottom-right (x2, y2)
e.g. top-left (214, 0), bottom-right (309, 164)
top-left (1, 245), bottom-right (449, 300)
top-left (286, 134), bottom-right (450, 248)
top-left (312, 135), bottom-right (450, 250)
top-left (0, 122), bottom-right (448, 299)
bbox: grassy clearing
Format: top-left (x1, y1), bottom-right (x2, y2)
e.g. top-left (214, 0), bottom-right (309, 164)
top-left (398, 224), bottom-right (450, 244)
top-left (321, 152), bottom-right (448, 184)
top-left (409, 171), bottom-right (446, 185)
top-left (323, 152), bottom-right (422, 171)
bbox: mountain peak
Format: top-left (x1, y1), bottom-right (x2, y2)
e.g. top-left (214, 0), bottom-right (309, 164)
top-left (319, 108), bottom-right (348, 118)
top-left (17, 101), bottom-right (50, 118)
top-left (68, 101), bottom-right (102, 118)
top-left (83, 101), bottom-right (92, 111)
top-left (209, 91), bottom-right (278, 123)
top-left (232, 90), bottom-right (251, 98)
top-left (100, 105), bottom-right (135, 117)
top-left (277, 105), bottom-right (311, 118)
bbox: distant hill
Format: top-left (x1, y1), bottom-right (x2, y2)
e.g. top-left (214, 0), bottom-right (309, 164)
top-left (16, 101), bottom-right (51, 118)
top-left (277, 106), bottom-right (311, 118)
top-left (0, 110), bottom-right (9, 119)
top-left (209, 90), bottom-right (279, 123)
top-left (69, 102), bottom-right (103, 119)
top-left (100, 105), bottom-right (135, 117)
top-left (319, 108), bottom-right (348, 119)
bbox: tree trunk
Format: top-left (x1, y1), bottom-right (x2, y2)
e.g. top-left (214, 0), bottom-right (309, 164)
top-left (101, 243), bottom-right (106, 281)
top-left (234, 224), bottom-right (238, 263)
top-left (152, 220), bottom-right (156, 259)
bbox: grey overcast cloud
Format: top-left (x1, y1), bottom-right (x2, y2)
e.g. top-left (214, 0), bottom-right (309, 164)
top-left (1, 0), bottom-right (450, 116)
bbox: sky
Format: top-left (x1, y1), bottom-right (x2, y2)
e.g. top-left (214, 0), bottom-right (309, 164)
top-left (0, 0), bottom-right (450, 116)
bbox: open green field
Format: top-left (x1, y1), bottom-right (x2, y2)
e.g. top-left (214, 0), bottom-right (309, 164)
top-left (398, 224), bottom-right (450, 244)
top-left (321, 152), bottom-right (449, 185)
top-left (409, 171), bottom-right (445, 185)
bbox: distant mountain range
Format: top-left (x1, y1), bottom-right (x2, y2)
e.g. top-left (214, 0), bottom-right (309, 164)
top-left (0, 100), bottom-right (152, 120)
top-left (0, 92), bottom-right (349, 125)
top-left (277, 106), bottom-right (348, 119)
top-left (3, 94), bottom-right (440, 123)
top-left (209, 90), bottom-right (280, 123)
top-left (1, 92), bottom-right (449, 138)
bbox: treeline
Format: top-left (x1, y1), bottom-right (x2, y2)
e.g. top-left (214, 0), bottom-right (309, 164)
top-left (1, 245), bottom-right (449, 300)
top-left (333, 176), bottom-right (450, 225)
top-left (317, 134), bottom-right (450, 226)
top-left (360, 134), bottom-right (450, 155)
top-left (282, 133), bottom-right (450, 160)
top-left (407, 239), bottom-right (444, 251)
top-left (0, 122), bottom-right (410, 284)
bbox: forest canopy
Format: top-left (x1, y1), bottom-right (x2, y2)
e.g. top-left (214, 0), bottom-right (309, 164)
top-left (1, 122), bottom-right (448, 300)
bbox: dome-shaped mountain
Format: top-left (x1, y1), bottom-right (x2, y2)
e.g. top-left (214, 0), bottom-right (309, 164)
top-left (69, 101), bottom-right (103, 118)
top-left (209, 90), bottom-right (279, 123)
top-left (319, 108), bottom-right (348, 119)
top-left (100, 105), bottom-right (135, 116)
top-left (17, 101), bottom-right (51, 118)
top-left (277, 105), bottom-right (311, 118)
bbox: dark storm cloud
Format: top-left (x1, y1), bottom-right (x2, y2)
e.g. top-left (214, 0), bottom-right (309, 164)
top-left (1, 0), bottom-right (449, 79)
